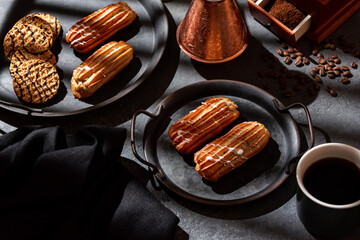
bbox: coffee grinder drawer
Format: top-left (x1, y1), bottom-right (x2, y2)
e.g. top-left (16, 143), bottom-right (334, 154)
top-left (248, 0), bottom-right (360, 45)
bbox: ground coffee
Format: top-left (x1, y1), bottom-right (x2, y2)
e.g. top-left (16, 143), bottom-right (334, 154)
top-left (268, 0), bottom-right (306, 30)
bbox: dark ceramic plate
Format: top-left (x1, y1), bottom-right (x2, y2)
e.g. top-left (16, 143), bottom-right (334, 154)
top-left (131, 80), bottom-right (313, 206)
top-left (0, 0), bottom-right (168, 116)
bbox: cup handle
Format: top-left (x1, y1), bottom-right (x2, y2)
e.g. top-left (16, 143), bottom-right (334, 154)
top-left (273, 99), bottom-right (315, 174)
top-left (130, 107), bottom-right (166, 180)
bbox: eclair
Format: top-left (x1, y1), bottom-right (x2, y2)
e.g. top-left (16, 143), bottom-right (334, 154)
top-left (194, 121), bottom-right (270, 182)
top-left (168, 97), bottom-right (240, 155)
top-left (66, 1), bottom-right (136, 53)
top-left (71, 41), bottom-right (133, 98)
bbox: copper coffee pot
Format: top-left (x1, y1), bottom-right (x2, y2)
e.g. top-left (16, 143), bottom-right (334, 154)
top-left (177, 0), bottom-right (249, 64)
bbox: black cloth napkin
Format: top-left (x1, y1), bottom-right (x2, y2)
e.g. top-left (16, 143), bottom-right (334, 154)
top-left (0, 126), bottom-right (179, 240)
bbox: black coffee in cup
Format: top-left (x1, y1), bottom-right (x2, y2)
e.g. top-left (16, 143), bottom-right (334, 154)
top-left (303, 157), bottom-right (360, 205)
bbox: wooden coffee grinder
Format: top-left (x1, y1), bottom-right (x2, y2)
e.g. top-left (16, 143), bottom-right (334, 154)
top-left (248, 0), bottom-right (360, 46)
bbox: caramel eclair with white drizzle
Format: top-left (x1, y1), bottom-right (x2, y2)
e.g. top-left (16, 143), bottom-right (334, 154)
top-left (66, 1), bottom-right (136, 54)
top-left (71, 40), bottom-right (133, 98)
top-left (168, 97), bottom-right (240, 155)
top-left (194, 121), bottom-right (270, 182)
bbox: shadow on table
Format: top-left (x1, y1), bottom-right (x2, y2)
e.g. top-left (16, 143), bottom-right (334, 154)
top-left (191, 34), bottom-right (319, 108)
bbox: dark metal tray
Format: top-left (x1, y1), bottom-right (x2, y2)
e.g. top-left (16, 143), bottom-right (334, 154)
top-left (0, 0), bottom-right (168, 116)
top-left (131, 80), bottom-right (314, 206)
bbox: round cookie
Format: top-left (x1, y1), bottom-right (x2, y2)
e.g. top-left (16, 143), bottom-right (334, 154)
top-left (11, 59), bottom-right (60, 104)
top-left (19, 15), bottom-right (55, 53)
top-left (3, 15), bottom-right (54, 60)
top-left (10, 48), bottom-right (57, 79)
top-left (3, 27), bottom-right (24, 60)
top-left (30, 13), bottom-right (61, 39)
top-left (10, 48), bottom-right (56, 67)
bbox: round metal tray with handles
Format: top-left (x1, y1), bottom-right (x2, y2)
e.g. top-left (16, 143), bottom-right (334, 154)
top-left (131, 80), bottom-right (314, 206)
top-left (0, 0), bottom-right (168, 116)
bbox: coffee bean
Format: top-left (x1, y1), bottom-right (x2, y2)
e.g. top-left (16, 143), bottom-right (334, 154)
top-left (296, 52), bottom-right (303, 56)
top-left (334, 70), bottom-right (340, 76)
top-left (296, 56), bottom-right (302, 61)
top-left (330, 89), bottom-right (337, 97)
top-left (341, 65), bottom-right (349, 71)
top-left (312, 49), bottom-right (319, 56)
top-left (343, 70), bottom-right (352, 77)
top-left (329, 62), bottom-right (335, 67)
top-left (350, 61), bottom-right (357, 68)
top-left (283, 51), bottom-right (289, 56)
top-left (295, 59), bottom-right (302, 66)
top-left (317, 52), bottom-right (324, 58)
top-left (318, 58), bottom-right (327, 65)
top-left (277, 48), bottom-right (284, 56)
top-left (312, 67), bottom-right (319, 73)
top-left (334, 58), bottom-right (341, 64)
top-left (294, 48), bottom-right (301, 53)
top-left (310, 71), bottom-right (317, 78)
top-left (290, 53), bottom-right (297, 59)
top-left (303, 57), bottom-right (310, 65)
top-left (333, 66), bottom-right (341, 71)
top-left (341, 77), bottom-right (350, 84)
top-left (272, 56), bottom-right (279, 63)
top-left (315, 75), bottom-right (322, 83)
top-left (330, 44), bottom-right (336, 50)
top-left (328, 73), bottom-right (335, 79)
top-left (323, 43), bottom-right (331, 49)
top-left (284, 56), bottom-right (292, 64)
top-left (326, 86), bottom-right (332, 92)
top-left (288, 48), bottom-right (295, 53)
top-left (327, 57), bottom-right (334, 62)
top-left (281, 42), bottom-right (288, 49)
top-left (320, 68), bottom-right (326, 76)
top-left (325, 65), bottom-right (332, 71)
top-left (280, 67), bottom-right (288, 73)
top-left (331, 54), bottom-right (337, 58)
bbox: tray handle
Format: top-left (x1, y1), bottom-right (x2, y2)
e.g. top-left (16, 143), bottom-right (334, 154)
top-left (273, 99), bottom-right (314, 174)
top-left (131, 108), bottom-right (166, 180)
top-left (0, 99), bottom-right (43, 115)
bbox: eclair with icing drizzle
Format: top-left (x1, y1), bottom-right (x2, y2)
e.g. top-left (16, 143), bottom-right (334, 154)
top-left (168, 97), bottom-right (240, 155)
top-left (194, 121), bottom-right (270, 182)
top-left (66, 1), bottom-right (136, 53)
top-left (71, 40), bottom-right (133, 98)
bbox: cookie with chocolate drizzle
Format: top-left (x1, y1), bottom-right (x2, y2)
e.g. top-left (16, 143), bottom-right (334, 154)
top-left (3, 15), bottom-right (55, 60)
top-left (29, 13), bottom-right (61, 39)
top-left (11, 59), bottom-right (60, 104)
